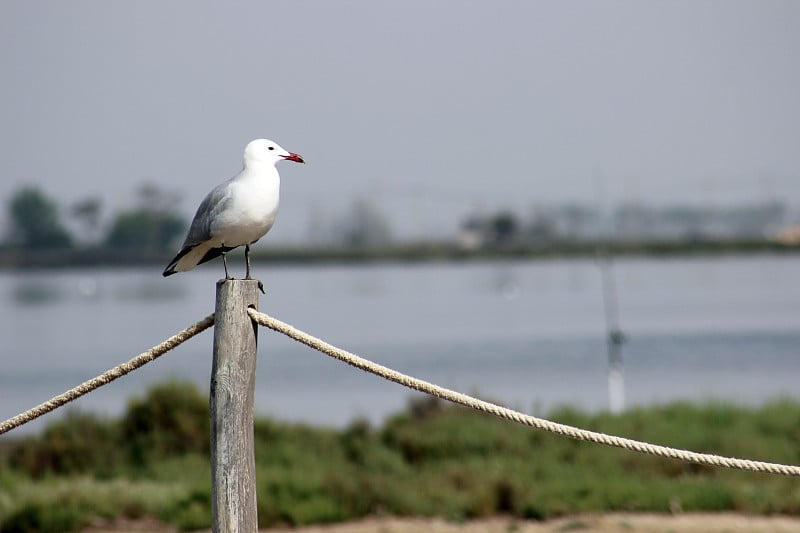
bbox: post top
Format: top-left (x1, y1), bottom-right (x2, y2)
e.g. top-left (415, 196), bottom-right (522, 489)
top-left (216, 278), bottom-right (262, 287)
top-left (215, 279), bottom-right (262, 308)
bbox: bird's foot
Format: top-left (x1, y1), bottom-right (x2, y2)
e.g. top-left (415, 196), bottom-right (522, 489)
top-left (257, 280), bottom-right (265, 294)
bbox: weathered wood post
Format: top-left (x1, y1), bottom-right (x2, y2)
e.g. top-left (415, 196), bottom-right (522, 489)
top-left (211, 279), bottom-right (260, 532)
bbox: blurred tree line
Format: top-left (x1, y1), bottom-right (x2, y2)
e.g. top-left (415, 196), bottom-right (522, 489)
top-left (459, 201), bottom-right (793, 248)
top-left (5, 183), bottom-right (792, 254)
top-left (2, 185), bottom-right (399, 254)
top-left (308, 197), bottom-right (393, 248)
top-left (2, 184), bottom-right (186, 252)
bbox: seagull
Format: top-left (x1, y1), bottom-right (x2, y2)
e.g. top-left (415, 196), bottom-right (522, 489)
top-left (162, 139), bottom-right (304, 281)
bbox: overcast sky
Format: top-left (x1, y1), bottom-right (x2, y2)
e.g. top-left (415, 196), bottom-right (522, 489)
top-left (1, 1), bottom-right (798, 241)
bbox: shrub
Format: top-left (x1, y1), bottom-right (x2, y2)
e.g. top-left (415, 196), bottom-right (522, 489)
top-left (120, 380), bottom-right (209, 467)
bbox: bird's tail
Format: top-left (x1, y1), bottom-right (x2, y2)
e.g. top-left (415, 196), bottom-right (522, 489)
top-left (162, 242), bottom-right (234, 276)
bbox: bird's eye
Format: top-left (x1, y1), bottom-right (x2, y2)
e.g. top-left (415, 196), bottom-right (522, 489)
top-left (268, 146), bottom-right (275, 151)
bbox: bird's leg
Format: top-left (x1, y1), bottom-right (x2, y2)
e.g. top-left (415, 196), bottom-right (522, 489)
top-left (245, 244), bottom-right (252, 280)
top-left (245, 244), bottom-right (265, 293)
top-left (222, 251), bottom-right (231, 280)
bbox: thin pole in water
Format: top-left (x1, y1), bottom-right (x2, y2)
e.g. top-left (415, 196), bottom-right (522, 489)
top-left (598, 250), bottom-right (627, 414)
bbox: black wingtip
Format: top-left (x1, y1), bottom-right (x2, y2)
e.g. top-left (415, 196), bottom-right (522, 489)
top-left (163, 245), bottom-right (195, 277)
top-left (162, 260), bottom-right (179, 277)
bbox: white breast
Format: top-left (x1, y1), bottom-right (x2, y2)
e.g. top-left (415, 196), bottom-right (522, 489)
top-left (210, 168), bottom-right (281, 247)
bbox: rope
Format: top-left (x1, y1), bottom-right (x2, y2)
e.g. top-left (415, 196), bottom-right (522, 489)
top-left (248, 308), bottom-right (800, 477)
top-left (4, 304), bottom-right (798, 478)
top-left (0, 314), bottom-right (215, 436)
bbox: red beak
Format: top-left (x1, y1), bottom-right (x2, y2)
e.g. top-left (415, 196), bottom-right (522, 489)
top-left (282, 152), bottom-right (305, 164)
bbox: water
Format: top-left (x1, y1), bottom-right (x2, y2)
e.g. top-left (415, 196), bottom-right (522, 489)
top-left (1, 254), bottom-right (798, 433)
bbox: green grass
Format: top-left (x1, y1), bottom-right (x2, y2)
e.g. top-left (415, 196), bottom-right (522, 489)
top-left (1, 381), bottom-right (799, 532)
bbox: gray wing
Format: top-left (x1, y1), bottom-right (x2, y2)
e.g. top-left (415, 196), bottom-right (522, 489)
top-left (181, 179), bottom-right (234, 247)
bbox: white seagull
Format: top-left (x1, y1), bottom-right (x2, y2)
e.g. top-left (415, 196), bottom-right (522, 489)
top-left (162, 139), bottom-right (304, 280)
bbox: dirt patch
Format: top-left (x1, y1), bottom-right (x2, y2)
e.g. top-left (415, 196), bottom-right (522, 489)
top-left (84, 513), bottom-right (800, 533)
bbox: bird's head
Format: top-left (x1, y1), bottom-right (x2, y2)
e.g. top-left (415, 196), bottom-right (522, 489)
top-left (243, 139), bottom-right (305, 167)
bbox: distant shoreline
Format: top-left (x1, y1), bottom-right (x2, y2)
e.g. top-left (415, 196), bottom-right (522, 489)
top-left (0, 238), bottom-right (798, 270)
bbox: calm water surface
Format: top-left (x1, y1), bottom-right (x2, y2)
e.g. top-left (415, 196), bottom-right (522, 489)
top-left (1, 254), bottom-right (798, 432)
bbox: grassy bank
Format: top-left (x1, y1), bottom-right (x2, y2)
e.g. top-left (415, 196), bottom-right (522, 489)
top-left (0, 238), bottom-right (798, 270)
top-left (1, 381), bottom-right (799, 532)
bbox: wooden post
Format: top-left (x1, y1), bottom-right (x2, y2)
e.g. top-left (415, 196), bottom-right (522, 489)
top-left (211, 279), bottom-right (260, 533)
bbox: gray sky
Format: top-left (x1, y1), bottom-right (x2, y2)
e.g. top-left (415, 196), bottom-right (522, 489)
top-left (1, 1), bottom-right (798, 242)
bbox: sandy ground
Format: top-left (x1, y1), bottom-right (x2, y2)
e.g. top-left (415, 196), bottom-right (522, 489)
top-left (84, 513), bottom-right (800, 533)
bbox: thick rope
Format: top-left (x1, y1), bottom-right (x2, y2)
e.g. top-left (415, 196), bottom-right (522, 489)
top-left (248, 308), bottom-right (800, 477)
top-left (0, 314), bottom-right (215, 436)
